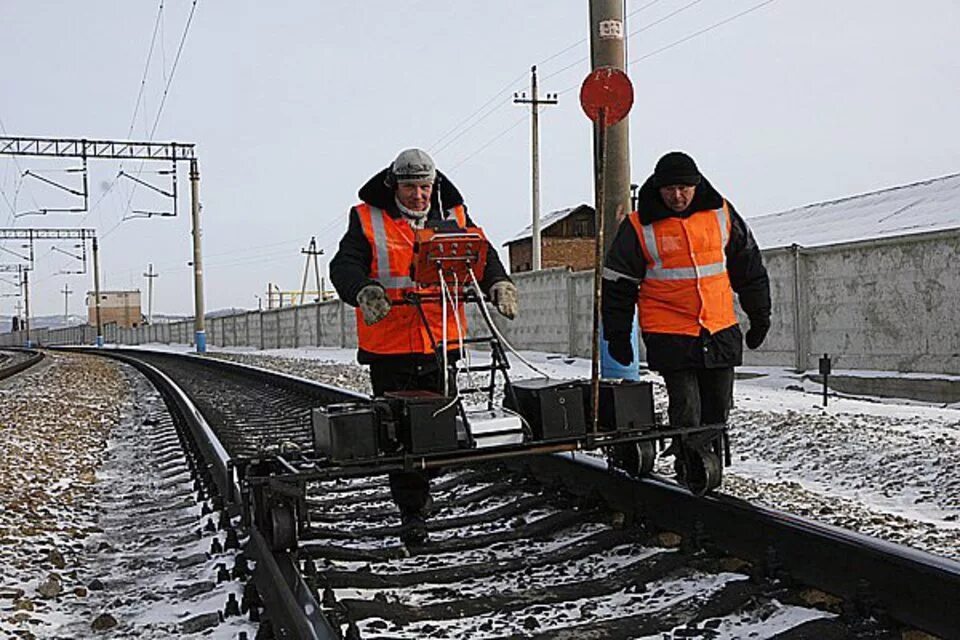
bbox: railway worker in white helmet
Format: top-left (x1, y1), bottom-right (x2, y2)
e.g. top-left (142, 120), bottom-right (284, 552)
top-left (330, 148), bottom-right (518, 546)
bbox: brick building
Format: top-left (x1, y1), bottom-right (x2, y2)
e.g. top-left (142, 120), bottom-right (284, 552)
top-left (503, 204), bottom-right (596, 273)
top-left (86, 290), bottom-right (143, 328)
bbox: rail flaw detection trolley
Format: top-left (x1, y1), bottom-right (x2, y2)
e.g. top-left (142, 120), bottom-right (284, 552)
top-left (245, 221), bottom-right (730, 551)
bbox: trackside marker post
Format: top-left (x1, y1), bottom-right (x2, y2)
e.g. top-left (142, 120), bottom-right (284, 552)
top-left (580, 67), bottom-right (634, 435)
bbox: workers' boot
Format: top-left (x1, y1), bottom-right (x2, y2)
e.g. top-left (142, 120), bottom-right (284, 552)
top-left (399, 509), bottom-right (428, 547)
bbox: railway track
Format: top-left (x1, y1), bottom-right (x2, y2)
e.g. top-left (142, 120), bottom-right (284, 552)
top-left (81, 348), bottom-right (960, 640)
top-left (0, 347), bottom-right (44, 380)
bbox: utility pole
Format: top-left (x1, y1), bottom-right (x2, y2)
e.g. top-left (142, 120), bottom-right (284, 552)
top-left (589, 0), bottom-right (640, 381)
top-left (22, 268), bottom-right (31, 347)
top-left (189, 158), bottom-right (206, 353)
top-left (589, 0), bottom-right (631, 254)
top-left (299, 237), bottom-right (324, 304)
top-left (92, 236), bottom-right (103, 347)
top-left (514, 65), bottom-right (558, 271)
top-left (143, 263), bottom-right (158, 324)
top-left (61, 283), bottom-right (72, 324)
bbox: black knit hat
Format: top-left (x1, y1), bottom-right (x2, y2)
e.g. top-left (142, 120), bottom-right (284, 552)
top-left (653, 151), bottom-right (701, 187)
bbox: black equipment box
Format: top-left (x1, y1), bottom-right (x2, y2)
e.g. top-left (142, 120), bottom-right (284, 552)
top-left (591, 380), bottom-right (656, 432)
top-left (505, 379), bottom-right (587, 441)
top-left (312, 403), bottom-right (380, 462)
top-left (384, 390), bottom-right (459, 454)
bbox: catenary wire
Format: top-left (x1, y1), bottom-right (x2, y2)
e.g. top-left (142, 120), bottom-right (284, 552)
top-left (148, 0), bottom-right (199, 140)
top-left (428, 0), bottom-right (672, 154)
top-left (127, 1), bottom-right (165, 140)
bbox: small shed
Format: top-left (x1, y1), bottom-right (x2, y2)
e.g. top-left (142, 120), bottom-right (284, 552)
top-left (503, 204), bottom-right (595, 273)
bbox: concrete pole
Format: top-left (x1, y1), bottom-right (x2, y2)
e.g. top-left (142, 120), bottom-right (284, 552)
top-left (189, 158), bottom-right (206, 353)
top-left (61, 283), bottom-right (72, 324)
top-left (92, 237), bottom-right (103, 347)
top-left (515, 66), bottom-right (557, 271)
top-left (144, 263), bottom-right (158, 324)
top-left (591, 0), bottom-right (641, 381)
top-left (589, 0), bottom-right (631, 254)
top-left (22, 268), bottom-right (31, 347)
top-left (531, 67), bottom-right (542, 271)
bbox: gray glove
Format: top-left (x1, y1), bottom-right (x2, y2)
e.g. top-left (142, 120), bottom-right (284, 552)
top-left (356, 284), bottom-right (391, 325)
top-left (489, 281), bottom-right (518, 320)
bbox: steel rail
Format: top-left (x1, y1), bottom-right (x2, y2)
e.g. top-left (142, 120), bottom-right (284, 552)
top-left (70, 348), bottom-right (339, 640)
top-left (75, 348), bottom-right (960, 638)
top-left (0, 348), bottom-right (44, 381)
top-left (525, 453), bottom-right (960, 639)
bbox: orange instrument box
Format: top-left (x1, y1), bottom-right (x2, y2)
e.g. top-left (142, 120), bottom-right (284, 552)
top-left (412, 227), bottom-right (488, 287)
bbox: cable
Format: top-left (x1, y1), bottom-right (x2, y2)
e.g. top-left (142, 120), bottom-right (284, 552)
top-left (542, 0), bottom-right (705, 83)
top-left (467, 268), bottom-right (551, 379)
top-left (432, 101), bottom-right (514, 158)
top-left (148, 0), bottom-right (199, 140)
top-left (127, 1), bottom-right (164, 140)
top-left (555, 0), bottom-right (781, 96)
top-left (428, 70), bottom-right (528, 152)
top-left (105, 0), bottom-right (199, 237)
top-left (0, 115), bottom-right (42, 219)
top-left (447, 115), bottom-right (527, 172)
top-left (429, 0), bottom-right (672, 155)
top-left (628, 0), bottom-right (778, 65)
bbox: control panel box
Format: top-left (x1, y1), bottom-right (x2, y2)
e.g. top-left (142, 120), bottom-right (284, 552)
top-left (458, 408), bottom-right (525, 448)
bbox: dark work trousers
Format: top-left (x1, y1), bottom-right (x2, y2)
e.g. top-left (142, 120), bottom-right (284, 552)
top-left (660, 368), bottom-right (735, 429)
top-left (369, 358), bottom-right (449, 516)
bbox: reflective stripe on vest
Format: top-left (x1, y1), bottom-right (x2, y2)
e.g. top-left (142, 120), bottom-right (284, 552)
top-left (366, 206), bottom-right (416, 290)
top-left (638, 206), bottom-right (729, 281)
top-left (354, 202), bottom-right (468, 355)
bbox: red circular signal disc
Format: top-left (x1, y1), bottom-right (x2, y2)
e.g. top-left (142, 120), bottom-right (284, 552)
top-left (579, 67), bottom-right (634, 127)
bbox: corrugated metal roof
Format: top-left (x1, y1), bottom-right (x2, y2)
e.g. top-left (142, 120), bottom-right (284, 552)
top-left (503, 204), bottom-right (592, 246)
top-left (748, 172), bottom-right (960, 250)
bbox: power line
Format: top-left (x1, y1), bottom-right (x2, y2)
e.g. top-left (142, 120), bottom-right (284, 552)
top-left (432, 101), bottom-right (513, 157)
top-left (447, 115), bottom-right (527, 172)
top-left (109, 1), bottom-right (200, 235)
top-left (629, 0), bottom-right (779, 66)
top-left (428, 70), bottom-right (528, 152)
top-left (430, 0), bottom-right (698, 158)
top-left (127, 1), bottom-right (165, 140)
top-left (541, 0), bottom-right (706, 83)
top-left (148, 0), bottom-right (199, 140)
top-left (555, 0), bottom-right (781, 96)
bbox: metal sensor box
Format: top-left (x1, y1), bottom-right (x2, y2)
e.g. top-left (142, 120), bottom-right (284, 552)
top-left (595, 380), bottom-right (656, 432)
top-left (312, 403), bottom-right (380, 462)
top-left (384, 390), bottom-right (459, 454)
top-left (505, 379), bottom-right (587, 441)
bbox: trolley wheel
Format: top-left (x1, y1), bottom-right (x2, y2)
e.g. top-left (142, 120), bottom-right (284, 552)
top-left (609, 440), bottom-right (657, 478)
top-left (268, 502), bottom-right (297, 552)
top-left (675, 447), bottom-right (723, 496)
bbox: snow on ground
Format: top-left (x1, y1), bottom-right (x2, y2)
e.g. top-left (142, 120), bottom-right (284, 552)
top-left (143, 342), bottom-right (960, 561)
top-left (0, 352), bottom-right (255, 639)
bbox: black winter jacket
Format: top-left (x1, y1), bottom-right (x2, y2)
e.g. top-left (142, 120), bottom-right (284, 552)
top-left (602, 175), bottom-right (771, 371)
top-left (330, 167), bottom-right (511, 365)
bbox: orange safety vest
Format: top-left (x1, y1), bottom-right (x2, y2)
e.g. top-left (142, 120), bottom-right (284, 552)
top-left (355, 203), bottom-right (469, 355)
top-left (629, 202), bottom-right (738, 336)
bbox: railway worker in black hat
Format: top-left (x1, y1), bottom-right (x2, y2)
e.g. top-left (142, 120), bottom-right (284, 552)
top-left (601, 151), bottom-right (771, 471)
top-left (330, 148), bottom-right (517, 546)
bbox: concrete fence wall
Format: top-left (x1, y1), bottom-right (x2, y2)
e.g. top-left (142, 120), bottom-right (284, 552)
top-left (4, 229), bottom-right (958, 374)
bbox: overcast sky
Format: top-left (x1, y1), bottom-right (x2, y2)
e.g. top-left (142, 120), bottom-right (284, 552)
top-left (1, 0), bottom-right (958, 317)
